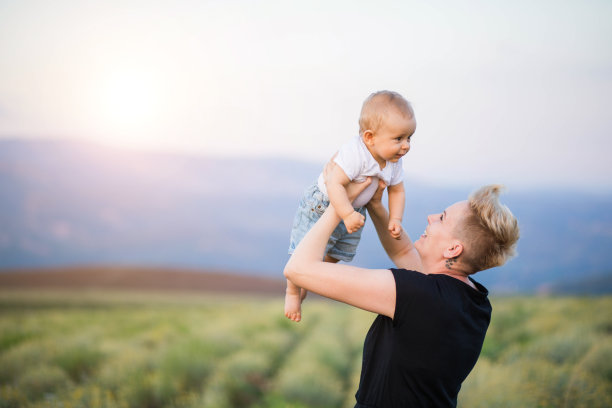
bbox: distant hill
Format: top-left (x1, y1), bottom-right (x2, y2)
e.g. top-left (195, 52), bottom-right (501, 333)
top-left (548, 273), bottom-right (612, 296)
top-left (0, 266), bottom-right (285, 295)
top-left (1, 138), bottom-right (611, 293)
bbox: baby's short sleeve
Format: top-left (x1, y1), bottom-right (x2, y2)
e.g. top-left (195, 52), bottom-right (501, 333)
top-left (389, 159), bottom-right (404, 186)
top-left (333, 137), bottom-right (363, 181)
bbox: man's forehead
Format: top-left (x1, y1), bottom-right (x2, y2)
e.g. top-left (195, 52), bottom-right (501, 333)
top-left (446, 201), bottom-right (469, 218)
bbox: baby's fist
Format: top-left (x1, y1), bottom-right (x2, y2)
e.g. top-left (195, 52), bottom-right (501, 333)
top-left (344, 211), bottom-right (365, 234)
top-left (388, 219), bottom-right (402, 239)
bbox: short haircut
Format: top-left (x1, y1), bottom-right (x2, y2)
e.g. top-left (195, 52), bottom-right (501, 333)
top-left (457, 185), bottom-right (520, 273)
top-left (358, 90), bottom-right (414, 136)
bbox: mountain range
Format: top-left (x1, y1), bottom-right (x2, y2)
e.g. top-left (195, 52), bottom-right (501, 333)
top-left (1, 138), bottom-right (611, 293)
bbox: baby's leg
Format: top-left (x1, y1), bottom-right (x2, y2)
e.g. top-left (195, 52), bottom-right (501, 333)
top-left (285, 255), bottom-right (339, 322)
top-left (285, 279), bottom-right (303, 322)
top-left (300, 287), bottom-right (308, 302)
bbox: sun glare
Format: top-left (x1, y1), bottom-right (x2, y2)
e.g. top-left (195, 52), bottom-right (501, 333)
top-left (97, 69), bottom-right (163, 143)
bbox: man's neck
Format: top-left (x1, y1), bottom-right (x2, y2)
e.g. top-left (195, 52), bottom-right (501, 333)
top-left (426, 263), bottom-right (477, 289)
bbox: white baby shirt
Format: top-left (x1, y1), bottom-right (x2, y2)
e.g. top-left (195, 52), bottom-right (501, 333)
top-left (317, 135), bottom-right (404, 208)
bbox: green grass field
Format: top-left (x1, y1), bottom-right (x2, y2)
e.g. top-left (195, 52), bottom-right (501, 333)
top-left (0, 290), bottom-right (611, 408)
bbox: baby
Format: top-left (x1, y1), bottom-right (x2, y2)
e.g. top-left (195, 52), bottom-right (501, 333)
top-left (285, 90), bottom-right (416, 322)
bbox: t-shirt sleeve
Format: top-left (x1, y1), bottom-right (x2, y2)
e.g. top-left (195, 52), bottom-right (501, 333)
top-left (391, 268), bottom-right (426, 327)
top-left (333, 138), bottom-right (362, 181)
top-left (389, 159), bottom-right (404, 186)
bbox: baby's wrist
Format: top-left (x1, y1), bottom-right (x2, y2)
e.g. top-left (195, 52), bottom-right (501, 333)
top-left (390, 217), bottom-right (402, 223)
top-left (342, 209), bottom-right (357, 220)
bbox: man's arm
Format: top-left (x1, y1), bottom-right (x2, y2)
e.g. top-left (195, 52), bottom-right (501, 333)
top-left (284, 205), bottom-right (396, 318)
top-left (366, 180), bottom-right (423, 272)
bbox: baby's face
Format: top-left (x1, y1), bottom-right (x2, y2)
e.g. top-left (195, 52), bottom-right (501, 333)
top-left (371, 109), bottom-right (416, 163)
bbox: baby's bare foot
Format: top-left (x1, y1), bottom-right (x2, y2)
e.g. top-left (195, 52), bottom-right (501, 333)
top-left (284, 291), bottom-right (302, 322)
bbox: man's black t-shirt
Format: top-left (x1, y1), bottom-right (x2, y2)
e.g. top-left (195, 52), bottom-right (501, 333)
top-left (354, 269), bottom-right (492, 408)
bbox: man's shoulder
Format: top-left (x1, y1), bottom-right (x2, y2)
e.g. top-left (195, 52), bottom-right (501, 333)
top-left (391, 268), bottom-right (429, 284)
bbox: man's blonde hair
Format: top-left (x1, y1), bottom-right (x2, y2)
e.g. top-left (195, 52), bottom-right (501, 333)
top-left (358, 90), bottom-right (414, 136)
top-left (456, 185), bottom-right (520, 273)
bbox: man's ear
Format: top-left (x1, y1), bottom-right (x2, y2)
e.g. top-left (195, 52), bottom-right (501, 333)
top-left (444, 241), bottom-right (464, 259)
top-left (362, 130), bottom-right (375, 146)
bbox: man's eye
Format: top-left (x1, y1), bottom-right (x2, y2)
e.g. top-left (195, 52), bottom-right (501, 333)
top-left (439, 214), bottom-right (443, 221)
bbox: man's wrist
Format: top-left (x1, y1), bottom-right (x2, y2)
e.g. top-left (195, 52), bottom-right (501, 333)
top-left (366, 200), bottom-right (383, 211)
top-left (366, 204), bottom-right (386, 220)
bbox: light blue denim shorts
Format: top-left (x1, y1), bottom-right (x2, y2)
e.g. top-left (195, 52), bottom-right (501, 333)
top-left (288, 182), bottom-right (366, 262)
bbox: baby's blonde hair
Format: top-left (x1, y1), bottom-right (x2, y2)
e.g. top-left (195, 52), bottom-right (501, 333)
top-left (358, 90), bottom-right (414, 136)
top-left (457, 185), bottom-right (520, 273)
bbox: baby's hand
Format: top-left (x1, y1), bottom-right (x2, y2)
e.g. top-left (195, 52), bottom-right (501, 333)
top-left (388, 218), bottom-right (402, 239)
top-left (344, 210), bottom-right (365, 234)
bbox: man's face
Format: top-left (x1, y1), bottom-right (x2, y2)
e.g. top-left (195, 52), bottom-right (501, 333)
top-left (414, 201), bottom-right (469, 261)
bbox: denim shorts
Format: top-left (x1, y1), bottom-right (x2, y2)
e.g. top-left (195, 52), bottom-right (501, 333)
top-left (288, 183), bottom-right (366, 262)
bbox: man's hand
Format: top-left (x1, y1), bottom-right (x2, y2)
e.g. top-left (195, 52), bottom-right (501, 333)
top-left (345, 178), bottom-right (372, 203)
top-left (366, 179), bottom-right (388, 208)
top-left (388, 218), bottom-right (403, 239)
top-left (322, 152), bottom-right (338, 182)
top-left (323, 154), bottom-right (372, 202)
top-left (344, 210), bottom-right (365, 234)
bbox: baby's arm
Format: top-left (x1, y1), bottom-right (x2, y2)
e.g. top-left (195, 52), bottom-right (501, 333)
top-left (387, 182), bottom-right (405, 239)
top-left (326, 166), bottom-right (365, 234)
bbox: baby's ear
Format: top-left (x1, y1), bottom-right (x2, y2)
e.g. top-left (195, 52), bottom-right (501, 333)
top-left (362, 130), bottom-right (375, 145)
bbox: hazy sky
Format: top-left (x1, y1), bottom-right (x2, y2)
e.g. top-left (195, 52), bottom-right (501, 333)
top-left (1, 0), bottom-right (610, 192)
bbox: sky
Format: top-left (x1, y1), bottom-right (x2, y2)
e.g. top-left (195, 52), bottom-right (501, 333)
top-left (0, 0), bottom-right (611, 192)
